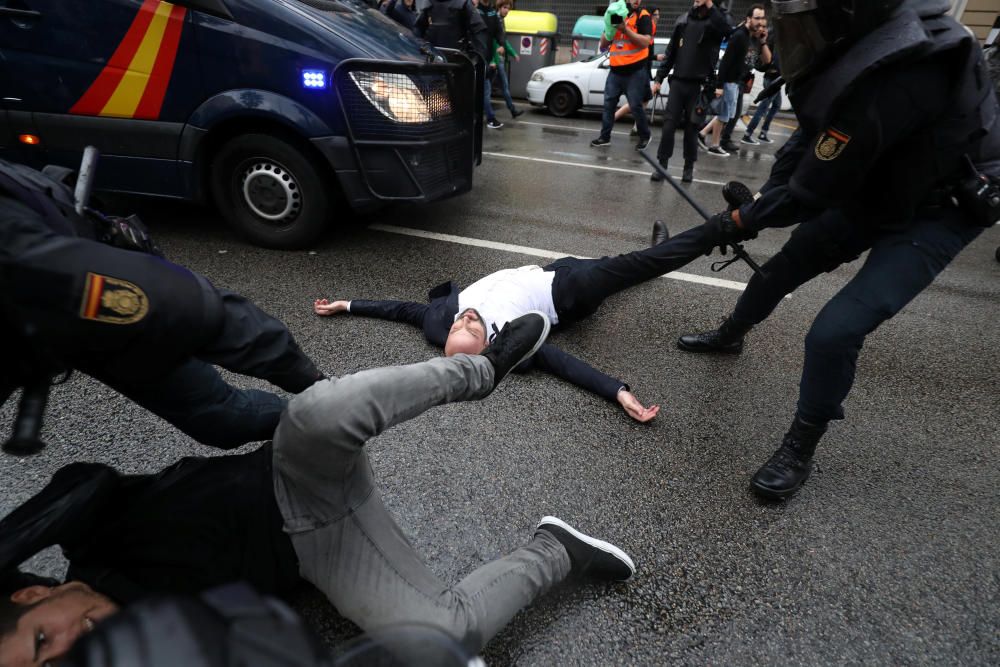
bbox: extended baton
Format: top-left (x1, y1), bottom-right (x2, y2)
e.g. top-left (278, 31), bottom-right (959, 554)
top-left (638, 148), bottom-right (765, 277)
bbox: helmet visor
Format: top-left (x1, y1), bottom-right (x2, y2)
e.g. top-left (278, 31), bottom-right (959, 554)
top-left (772, 0), bottom-right (830, 83)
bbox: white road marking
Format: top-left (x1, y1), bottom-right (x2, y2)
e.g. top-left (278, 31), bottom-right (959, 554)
top-left (483, 151), bottom-right (728, 186)
top-left (515, 118), bottom-right (794, 138)
top-left (370, 223), bottom-right (751, 292)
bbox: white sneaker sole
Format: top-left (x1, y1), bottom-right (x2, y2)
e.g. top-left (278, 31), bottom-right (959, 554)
top-left (537, 516), bottom-right (635, 576)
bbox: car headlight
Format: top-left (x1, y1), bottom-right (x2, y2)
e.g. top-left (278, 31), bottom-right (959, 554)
top-left (530, 72), bottom-right (545, 82)
top-left (349, 71), bottom-right (434, 124)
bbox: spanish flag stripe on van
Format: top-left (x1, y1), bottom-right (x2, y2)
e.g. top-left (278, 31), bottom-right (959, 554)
top-left (69, 0), bottom-right (187, 120)
top-left (134, 4), bottom-right (187, 119)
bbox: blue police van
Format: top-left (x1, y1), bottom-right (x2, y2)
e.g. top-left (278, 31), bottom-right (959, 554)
top-left (0, 0), bottom-right (481, 248)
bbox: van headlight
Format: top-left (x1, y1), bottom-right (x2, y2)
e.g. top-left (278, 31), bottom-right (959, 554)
top-left (530, 72), bottom-right (545, 82)
top-left (349, 71), bottom-right (434, 124)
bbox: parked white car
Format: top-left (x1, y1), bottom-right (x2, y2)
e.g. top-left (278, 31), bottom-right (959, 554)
top-left (526, 37), bottom-right (670, 118)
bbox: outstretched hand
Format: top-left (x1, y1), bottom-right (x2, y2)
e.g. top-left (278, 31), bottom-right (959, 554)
top-left (313, 298), bottom-right (349, 316)
top-left (617, 389), bottom-right (660, 423)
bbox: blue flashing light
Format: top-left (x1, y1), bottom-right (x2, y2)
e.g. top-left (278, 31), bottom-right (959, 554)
top-left (302, 70), bottom-right (327, 90)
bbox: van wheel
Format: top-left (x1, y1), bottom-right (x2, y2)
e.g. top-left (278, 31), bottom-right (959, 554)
top-left (211, 133), bottom-right (330, 249)
top-left (546, 84), bottom-right (579, 117)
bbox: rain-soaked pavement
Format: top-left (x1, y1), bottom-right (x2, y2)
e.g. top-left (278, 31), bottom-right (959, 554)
top-left (2, 105), bottom-right (998, 665)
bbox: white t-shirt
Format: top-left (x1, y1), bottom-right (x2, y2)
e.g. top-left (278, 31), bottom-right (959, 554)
top-left (457, 265), bottom-right (559, 344)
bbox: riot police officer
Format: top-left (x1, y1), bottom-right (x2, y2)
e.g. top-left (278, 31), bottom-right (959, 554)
top-left (678, 0), bottom-right (1000, 499)
top-left (414, 0), bottom-right (489, 62)
top-left (0, 159), bottom-right (323, 451)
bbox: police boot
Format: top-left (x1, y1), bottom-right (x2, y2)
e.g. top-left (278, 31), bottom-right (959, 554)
top-left (750, 415), bottom-right (827, 500)
top-left (676, 316), bottom-right (752, 353)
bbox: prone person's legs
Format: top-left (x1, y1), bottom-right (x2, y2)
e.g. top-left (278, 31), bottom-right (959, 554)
top-left (271, 353), bottom-right (586, 651)
top-left (544, 223), bottom-right (719, 322)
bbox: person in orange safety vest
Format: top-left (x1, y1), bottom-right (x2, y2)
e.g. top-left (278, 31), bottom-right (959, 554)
top-left (591, 0), bottom-right (654, 150)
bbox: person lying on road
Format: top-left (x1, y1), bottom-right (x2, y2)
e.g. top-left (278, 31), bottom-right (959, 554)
top-left (0, 313), bottom-right (636, 666)
top-left (314, 218), bottom-right (734, 423)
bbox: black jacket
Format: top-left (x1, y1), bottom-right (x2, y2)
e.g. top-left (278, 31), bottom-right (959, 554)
top-left (0, 448), bottom-right (298, 605)
top-left (655, 6), bottom-right (731, 84)
top-left (349, 281), bottom-right (628, 401)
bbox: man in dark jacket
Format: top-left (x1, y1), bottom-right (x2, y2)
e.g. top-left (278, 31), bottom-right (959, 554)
top-left (0, 320), bottom-right (637, 665)
top-left (314, 219), bottom-right (737, 423)
top-left (0, 160), bottom-right (322, 450)
top-left (650, 0), bottom-right (732, 183)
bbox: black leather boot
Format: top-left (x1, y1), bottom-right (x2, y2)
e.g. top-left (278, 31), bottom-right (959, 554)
top-left (751, 416), bottom-right (827, 500)
top-left (676, 316), bottom-right (752, 353)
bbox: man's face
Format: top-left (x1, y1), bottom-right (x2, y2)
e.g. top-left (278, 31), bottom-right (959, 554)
top-left (444, 308), bottom-right (488, 356)
top-left (748, 8), bottom-right (766, 31)
top-left (0, 583), bottom-right (118, 667)
top-left (692, 0), bottom-right (709, 9)
top-left (499, 5), bottom-right (509, 17)
top-left (627, 0), bottom-right (641, 11)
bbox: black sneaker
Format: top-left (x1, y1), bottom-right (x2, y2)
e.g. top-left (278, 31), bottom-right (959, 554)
top-left (697, 134), bottom-right (709, 151)
top-left (721, 141), bottom-right (740, 153)
top-left (511, 108), bottom-right (524, 118)
top-left (482, 311), bottom-right (550, 390)
top-left (487, 119), bottom-right (503, 129)
top-left (536, 516), bottom-right (635, 581)
top-left (740, 134), bottom-right (760, 145)
top-left (758, 132), bottom-right (773, 143)
top-left (707, 145), bottom-right (729, 157)
top-left (635, 136), bottom-right (651, 151)
top-left (681, 163), bottom-right (694, 183)
top-left (590, 137), bottom-right (610, 147)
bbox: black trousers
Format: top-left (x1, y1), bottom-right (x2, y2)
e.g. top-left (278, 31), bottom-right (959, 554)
top-left (730, 207), bottom-right (983, 424)
top-left (655, 78), bottom-right (702, 166)
top-left (544, 223), bottom-right (714, 324)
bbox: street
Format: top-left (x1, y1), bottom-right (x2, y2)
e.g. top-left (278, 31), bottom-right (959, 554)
top-left (2, 107), bottom-right (998, 665)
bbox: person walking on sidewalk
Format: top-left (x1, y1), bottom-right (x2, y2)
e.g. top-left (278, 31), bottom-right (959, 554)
top-left (482, 0), bottom-right (522, 129)
top-left (741, 32), bottom-right (781, 145)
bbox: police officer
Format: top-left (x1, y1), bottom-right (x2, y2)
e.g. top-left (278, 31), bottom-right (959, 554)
top-left (677, 0), bottom-right (1000, 500)
top-left (414, 0), bottom-right (490, 62)
top-left (650, 0), bottom-right (732, 183)
top-left (0, 159), bottom-right (323, 450)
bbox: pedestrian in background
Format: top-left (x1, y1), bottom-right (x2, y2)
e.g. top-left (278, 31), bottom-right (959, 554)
top-left (590, 0), bottom-right (654, 150)
top-left (741, 32), bottom-right (781, 145)
top-left (483, 0), bottom-right (522, 129)
top-left (650, 0), bottom-right (731, 183)
top-left (698, 3), bottom-right (766, 156)
top-left (718, 4), bottom-right (769, 152)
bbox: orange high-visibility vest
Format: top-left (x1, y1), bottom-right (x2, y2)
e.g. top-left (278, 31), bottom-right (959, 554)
top-left (609, 8), bottom-right (650, 68)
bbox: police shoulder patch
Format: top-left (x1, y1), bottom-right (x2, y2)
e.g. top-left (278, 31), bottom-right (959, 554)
top-left (79, 272), bottom-right (149, 324)
top-left (814, 127), bottom-right (851, 161)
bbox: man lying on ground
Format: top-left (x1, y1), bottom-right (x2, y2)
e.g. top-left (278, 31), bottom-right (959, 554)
top-left (315, 219), bottom-right (732, 422)
top-left (0, 313), bottom-right (635, 666)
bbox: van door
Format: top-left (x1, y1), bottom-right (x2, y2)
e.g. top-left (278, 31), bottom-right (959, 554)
top-left (0, 0), bottom-right (204, 195)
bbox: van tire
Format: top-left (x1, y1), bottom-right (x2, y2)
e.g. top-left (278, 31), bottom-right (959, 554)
top-left (546, 84), bottom-right (579, 117)
top-left (211, 133), bottom-right (330, 249)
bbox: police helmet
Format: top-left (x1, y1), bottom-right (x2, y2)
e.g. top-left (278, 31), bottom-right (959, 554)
top-left (772, 0), bottom-right (905, 83)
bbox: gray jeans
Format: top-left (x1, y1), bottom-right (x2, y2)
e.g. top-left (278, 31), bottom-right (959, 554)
top-left (271, 355), bottom-right (571, 650)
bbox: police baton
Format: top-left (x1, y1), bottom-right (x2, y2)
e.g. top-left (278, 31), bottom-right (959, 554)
top-left (74, 145), bottom-right (100, 216)
top-left (638, 149), bottom-right (764, 277)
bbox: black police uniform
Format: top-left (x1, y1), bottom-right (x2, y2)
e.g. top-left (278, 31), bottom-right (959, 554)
top-left (0, 160), bottom-right (322, 449)
top-left (681, 0), bottom-right (1000, 498)
top-left (414, 0), bottom-right (489, 63)
top-left (652, 5), bottom-right (732, 172)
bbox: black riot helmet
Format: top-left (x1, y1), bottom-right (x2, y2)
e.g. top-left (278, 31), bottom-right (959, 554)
top-left (772, 0), bottom-right (905, 83)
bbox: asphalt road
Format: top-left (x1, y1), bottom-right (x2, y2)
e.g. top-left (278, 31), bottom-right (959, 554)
top-left (2, 107), bottom-right (998, 665)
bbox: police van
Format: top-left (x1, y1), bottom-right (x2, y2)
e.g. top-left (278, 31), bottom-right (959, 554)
top-left (0, 0), bottom-right (481, 248)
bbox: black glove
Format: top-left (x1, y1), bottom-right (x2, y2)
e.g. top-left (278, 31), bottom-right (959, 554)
top-left (704, 209), bottom-right (757, 256)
